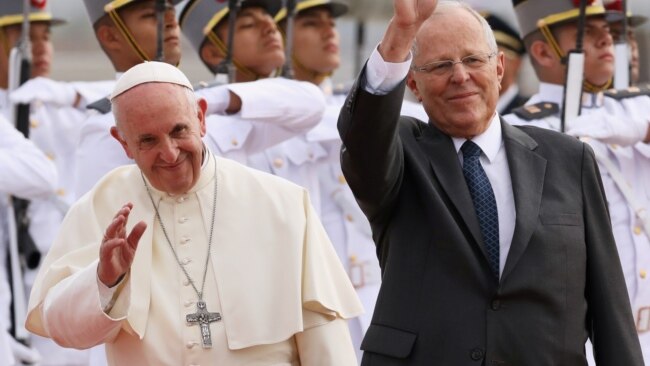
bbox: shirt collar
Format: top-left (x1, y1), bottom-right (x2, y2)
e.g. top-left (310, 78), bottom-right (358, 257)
top-left (451, 113), bottom-right (502, 163)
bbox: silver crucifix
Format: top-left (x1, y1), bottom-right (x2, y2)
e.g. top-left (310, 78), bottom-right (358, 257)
top-left (186, 300), bottom-right (222, 348)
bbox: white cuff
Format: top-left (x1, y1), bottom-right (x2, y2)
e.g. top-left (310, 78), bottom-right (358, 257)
top-left (364, 44), bottom-right (413, 95)
top-left (195, 85), bottom-right (231, 115)
top-left (97, 274), bottom-right (124, 313)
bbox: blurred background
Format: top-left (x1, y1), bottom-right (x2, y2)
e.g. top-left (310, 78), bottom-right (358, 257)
top-left (49, 0), bottom-right (650, 95)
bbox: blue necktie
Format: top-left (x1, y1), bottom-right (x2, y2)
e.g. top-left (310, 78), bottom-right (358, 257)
top-left (461, 141), bottom-right (500, 279)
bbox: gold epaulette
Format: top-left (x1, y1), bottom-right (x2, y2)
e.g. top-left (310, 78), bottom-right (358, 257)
top-left (604, 84), bottom-right (650, 100)
top-left (512, 102), bottom-right (559, 121)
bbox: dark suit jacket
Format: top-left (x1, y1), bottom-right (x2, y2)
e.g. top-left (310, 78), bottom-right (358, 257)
top-left (337, 75), bottom-right (643, 365)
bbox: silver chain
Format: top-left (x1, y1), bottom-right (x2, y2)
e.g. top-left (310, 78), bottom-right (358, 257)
top-left (142, 155), bottom-right (218, 302)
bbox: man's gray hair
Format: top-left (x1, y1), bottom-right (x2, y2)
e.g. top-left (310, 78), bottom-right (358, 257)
top-left (412, 0), bottom-right (498, 59)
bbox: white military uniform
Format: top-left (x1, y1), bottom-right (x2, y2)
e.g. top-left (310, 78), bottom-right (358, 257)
top-left (0, 115), bottom-right (57, 366)
top-left (2, 81), bottom-right (113, 366)
top-left (74, 76), bottom-right (325, 198)
top-left (26, 152), bottom-right (362, 366)
top-left (503, 82), bottom-right (650, 364)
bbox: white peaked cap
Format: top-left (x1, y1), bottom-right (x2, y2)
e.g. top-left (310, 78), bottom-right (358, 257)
top-left (111, 61), bottom-right (193, 101)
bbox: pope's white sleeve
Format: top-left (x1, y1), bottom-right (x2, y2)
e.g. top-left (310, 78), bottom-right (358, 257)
top-left (202, 78), bottom-right (327, 154)
top-left (0, 116), bottom-right (57, 199)
top-left (40, 261), bottom-right (127, 349)
top-left (295, 315), bottom-right (358, 366)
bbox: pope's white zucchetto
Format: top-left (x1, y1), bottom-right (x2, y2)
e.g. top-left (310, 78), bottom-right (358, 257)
top-left (110, 61), bottom-right (193, 101)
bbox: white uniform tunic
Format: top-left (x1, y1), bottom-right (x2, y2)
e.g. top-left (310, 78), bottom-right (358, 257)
top-left (0, 115), bottom-right (57, 366)
top-left (504, 82), bottom-right (650, 364)
top-left (74, 77), bottom-right (325, 198)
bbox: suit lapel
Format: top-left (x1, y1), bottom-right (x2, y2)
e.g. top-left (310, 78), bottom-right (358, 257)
top-left (420, 124), bottom-right (485, 255)
top-left (500, 121), bottom-right (546, 281)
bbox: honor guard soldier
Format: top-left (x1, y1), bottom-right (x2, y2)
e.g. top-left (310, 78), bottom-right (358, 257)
top-left (259, 0), bottom-right (398, 359)
top-left (74, 0), bottom-right (325, 198)
top-left (503, 0), bottom-right (650, 362)
top-left (0, 2), bottom-right (110, 364)
top-left (177, 0), bottom-right (325, 166)
top-left (0, 114), bottom-right (57, 366)
top-left (246, 0), bottom-right (380, 359)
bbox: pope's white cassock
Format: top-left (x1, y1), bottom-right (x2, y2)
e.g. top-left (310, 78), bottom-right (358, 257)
top-left (25, 151), bottom-right (363, 365)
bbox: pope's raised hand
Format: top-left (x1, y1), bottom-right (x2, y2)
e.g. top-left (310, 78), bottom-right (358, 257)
top-left (97, 203), bottom-right (147, 287)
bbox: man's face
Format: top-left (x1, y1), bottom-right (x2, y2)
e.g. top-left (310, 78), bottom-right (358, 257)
top-left (407, 7), bottom-right (504, 139)
top-left (117, 0), bottom-right (181, 66)
top-left (0, 22), bottom-right (53, 80)
top-left (216, 7), bottom-right (284, 76)
top-left (112, 83), bottom-right (207, 195)
top-left (610, 21), bottom-right (639, 84)
top-left (289, 8), bottom-right (340, 75)
top-left (556, 17), bottom-right (614, 86)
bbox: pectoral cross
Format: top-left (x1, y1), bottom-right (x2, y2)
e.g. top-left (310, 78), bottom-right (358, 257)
top-left (186, 300), bottom-right (221, 348)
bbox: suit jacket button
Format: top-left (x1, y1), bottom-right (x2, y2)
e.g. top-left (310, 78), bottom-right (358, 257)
top-left (470, 347), bottom-right (484, 361)
top-left (491, 299), bottom-right (501, 311)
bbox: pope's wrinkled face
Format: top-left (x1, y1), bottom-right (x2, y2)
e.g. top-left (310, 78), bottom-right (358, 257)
top-left (407, 6), bottom-right (503, 138)
top-left (111, 83), bottom-right (206, 195)
top-left (555, 17), bottom-right (615, 86)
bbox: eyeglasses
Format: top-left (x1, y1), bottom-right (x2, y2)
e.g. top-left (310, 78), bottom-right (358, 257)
top-left (410, 52), bottom-right (497, 76)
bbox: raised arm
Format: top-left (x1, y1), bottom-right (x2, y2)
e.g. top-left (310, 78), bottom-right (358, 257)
top-left (337, 0), bottom-right (436, 222)
top-left (197, 78), bottom-right (326, 154)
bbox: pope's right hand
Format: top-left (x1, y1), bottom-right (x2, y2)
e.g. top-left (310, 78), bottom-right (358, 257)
top-left (97, 203), bottom-right (147, 287)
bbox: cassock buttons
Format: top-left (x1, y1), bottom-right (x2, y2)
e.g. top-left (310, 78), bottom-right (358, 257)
top-left (30, 119), bottom-right (39, 128)
top-left (273, 158), bottom-right (284, 168)
top-left (46, 152), bottom-right (55, 161)
top-left (231, 138), bottom-right (239, 147)
top-left (184, 300), bottom-right (194, 307)
top-left (641, 270), bottom-right (647, 279)
top-left (179, 217), bottom-right (188, 224)
top-left (56, 188), bottom-right (66, 197)
top-left (469, 347), bottom-right (484, 361)
top-left (180, 237), bottom-right (191, 245)
top-left (346, 214), bottom-right (354, 222)
top-left (176, 196), bottom-right (187, 203)
top-left (338, 175), bottom-right (346, 184)
top-left (182, 257), bottom-right (192, 265)
top-left (183, 279), bottom-right (191, 286)
top-left (186, 341), bottom-right (197, 349)
top-left (635, 226), bottom-right (642, 235)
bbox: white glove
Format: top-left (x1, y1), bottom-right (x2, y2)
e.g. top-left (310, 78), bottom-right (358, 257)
top-left (194, 84), bottom-right (230, 115)
top-left (7, 334), bottom-right (41, 364)
top-left (9, 77), bottom-right (78, 107)
top-left (567, 112), bottom-right (649, 146)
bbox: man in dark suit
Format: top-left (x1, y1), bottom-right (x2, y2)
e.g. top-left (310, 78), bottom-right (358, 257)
top-left (337, 0), bottom-right (643, 364)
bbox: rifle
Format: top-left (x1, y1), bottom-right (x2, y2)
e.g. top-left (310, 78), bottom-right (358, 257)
top-left (6, 0), bottom-right (40, 344)
top-left (281, 0), bottom-right (297, 79)
top-left (155, 0), bottom-right (166, 61)
top-left (215, 0), bottom-right (242, 83)
top-left (613, 0), bottom-right (629, 89)
top-left (560, 0), bottom-right (587, 133)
